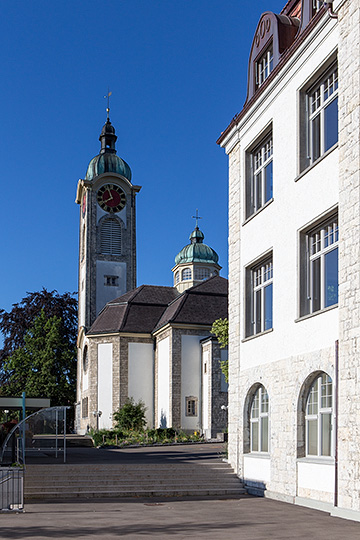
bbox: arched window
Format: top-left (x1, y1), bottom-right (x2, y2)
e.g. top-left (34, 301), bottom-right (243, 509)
top-left (194, 267), bottom-right (210, 281)
top-left (83, 345), bottom-right (88, 373)
top-left (100, 217), bottom-right (122, 255)
top-left (182, 268), bottom-right (192, 281)
top-left (305, 373), bottom-right (332, 457)
top-left (175, 272), bottom-right (180, 285)
top-left (250, 385), bottom-right (269, 452)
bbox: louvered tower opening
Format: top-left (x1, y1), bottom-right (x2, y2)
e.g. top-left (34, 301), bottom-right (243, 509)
top-left (100, 217), bottom-right (122, 255)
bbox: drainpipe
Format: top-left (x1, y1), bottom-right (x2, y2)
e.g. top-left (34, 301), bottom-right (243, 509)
top-left (334, 339), bottom-right (339, 507)
top-left (325, 1), bottom-right (338, 18)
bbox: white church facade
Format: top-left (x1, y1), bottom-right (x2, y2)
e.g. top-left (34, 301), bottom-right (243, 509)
top-left (218, 0), bottom-right (360, 522)
top-left (74, 114), bottom-right (228, 439)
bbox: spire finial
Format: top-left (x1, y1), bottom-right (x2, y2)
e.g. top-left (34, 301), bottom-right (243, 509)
top-left (104, 88), bottom-right (112, 120)
top-left (192, 209), bottom-right (202, 228)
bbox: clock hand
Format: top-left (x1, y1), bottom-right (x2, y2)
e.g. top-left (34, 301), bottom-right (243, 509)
top-left (103, 189), bottom-right (113, 203)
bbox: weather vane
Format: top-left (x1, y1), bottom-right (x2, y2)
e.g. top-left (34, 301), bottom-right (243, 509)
top-left (104, 89), bottom-right (112, 120)
top-left (192, 209), bottom-right (202, 228)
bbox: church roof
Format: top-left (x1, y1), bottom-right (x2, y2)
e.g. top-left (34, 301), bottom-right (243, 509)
top-left (87, 276), bottom-right (227, 336)
top-left (88, 285), bottom-right (178, 335)
top-left (154, 276), bottom-right (227, 331)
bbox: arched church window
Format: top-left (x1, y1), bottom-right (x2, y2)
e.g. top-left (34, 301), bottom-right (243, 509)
top-left (175, 272), bottom-right (180, 284)
top-left (305, 373), bottom-right (332, 457)
top-left (182, 268), bottom-right (192, 281)
top-left (100, 217), bottom-right (122, 255)
top-left (194, 267), bottom-right (210, 281)
top-left (83, 345), bottom-right (89, 373)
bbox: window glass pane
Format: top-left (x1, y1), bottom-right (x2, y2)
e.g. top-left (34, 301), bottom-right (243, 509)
top-left (321, 374), bottom-right (332, 408)
top-left (261, 389), bottom-right (269, 413)
top-left (321, 413), bottom-right (332, 456)
top-left (311, 257), bottom-right (321, 312)
top-left (324, 97), bottom-right (338, 152)
top-left (265, 161), bottom-right (273, 202)
top-left (251, 421), bottom-right (259, 451)
top-left (311, 114), bottom-right (321, 161)
top-left (255, 172), bottom-right (262, 210)
top-left (261, 417), bottom-right (269, 452)
top-left (307, 382), bottom-right (318, 415)
top-left (324, 248), bottom-right (338, 307)
top-left (251, 391), bottom-right (259, 419)
top-left (255, 290), bottom-right (262, 334)
top-left (264, 283), bottom-right (273, 331)
top-left (307, 419), bottom-right (318, 455)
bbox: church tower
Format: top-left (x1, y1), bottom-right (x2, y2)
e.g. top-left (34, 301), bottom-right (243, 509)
top-left (172, 221), bottom-right (221, 293)
top-left (75, 112), bottom-right (141, 330)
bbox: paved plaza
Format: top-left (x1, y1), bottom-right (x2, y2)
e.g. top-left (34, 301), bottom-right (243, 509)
top-left (1, 495), bottom-right (360, 539)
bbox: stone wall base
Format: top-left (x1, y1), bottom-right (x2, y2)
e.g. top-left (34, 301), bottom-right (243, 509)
top-left (331, 506), bottom-right (360, 523)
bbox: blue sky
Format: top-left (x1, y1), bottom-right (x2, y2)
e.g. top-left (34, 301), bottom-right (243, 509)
top-left (0, 0), bottom-right (285, 322)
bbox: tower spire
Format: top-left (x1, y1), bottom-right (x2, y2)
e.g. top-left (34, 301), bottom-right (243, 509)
top-left (104, 89), bottom-right (112, 121)
top-left (192, 209), bottom-right (202, 228)
top-left (99, 90), bottom-right (117, 154)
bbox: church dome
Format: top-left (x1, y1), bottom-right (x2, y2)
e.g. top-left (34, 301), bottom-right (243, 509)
top-left (85, 153), bottom-right (132, 181)
top-left (175, 226), bottom-right (219, 265)
top-left (85, 118), bottom-right (132, 182)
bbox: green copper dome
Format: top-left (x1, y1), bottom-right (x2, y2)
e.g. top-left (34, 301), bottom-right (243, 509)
top-left (85, 118), bottom-right (132, 182)
top-left (85, 153), bottom-right (132, 181)
top-left (175, 227), bottom-right (219, 265)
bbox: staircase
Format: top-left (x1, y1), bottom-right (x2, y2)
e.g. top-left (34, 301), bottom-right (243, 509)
top-left (24, 447), bottom-right (245, 500)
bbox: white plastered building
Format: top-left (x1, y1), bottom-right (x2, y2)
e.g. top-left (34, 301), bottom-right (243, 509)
top-left (218, 0), bottom-right (360, 522)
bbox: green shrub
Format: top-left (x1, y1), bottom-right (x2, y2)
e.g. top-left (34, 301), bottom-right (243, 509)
top-left (113, 398), bottom-right (147, 431)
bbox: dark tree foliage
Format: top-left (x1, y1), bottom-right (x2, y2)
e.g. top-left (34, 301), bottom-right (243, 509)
top-left (0, 289), bottom-right (77, 385)
top-left (2, 310), bottom-right (76, 406)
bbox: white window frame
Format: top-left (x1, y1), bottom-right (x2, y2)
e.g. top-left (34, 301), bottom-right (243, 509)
top-left (194, 267), bottom-right (210, 281)
top-left (255, 45), bottom-right (273, 89)
top-left (249, 134), bottom-right (273, 216)
top-left (307, 63), bottom-right (338, 165)
top-left (248, 256), bottom-right (273, 336)
top-left (305, 373), bottom-right (333, 457)
top-left (305, 216), bottom-right (338, 314)
top-left (182, 268), bottom-right (192, 281)
top-left (250, 386), bottom-right (269, 453)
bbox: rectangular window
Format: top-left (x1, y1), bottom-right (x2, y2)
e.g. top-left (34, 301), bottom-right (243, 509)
top-left (185, 397), bottom-right (197, 417)
top-left (246, 132), bottom-right (273, 218)
top-left (255, 45), bottom-right (273, 89)
top-left (104, 275), bottom-right (118, 287)
top-left (300, 214), bottom-right (338, 316)
top-left (82, 397), bottom-right (89, 418)
top-left (300, 62), bottom-right (338, 171)
top-left (246, 255), bottom-right (273, 337)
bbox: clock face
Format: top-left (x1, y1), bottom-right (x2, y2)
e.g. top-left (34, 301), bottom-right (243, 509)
top-left (97, 184), bottom-right (126, 213)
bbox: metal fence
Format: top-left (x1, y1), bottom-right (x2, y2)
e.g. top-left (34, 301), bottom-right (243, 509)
top-left (0, 467), bottom-right (24, 512)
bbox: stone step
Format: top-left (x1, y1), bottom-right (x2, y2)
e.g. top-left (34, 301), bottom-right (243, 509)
top-left (26, 481), bottom-right (242, 493)
top-left (25, 487), bottom-right (246, 500)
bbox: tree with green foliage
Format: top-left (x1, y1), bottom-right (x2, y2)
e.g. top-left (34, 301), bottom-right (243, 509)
top-left (1, 310), bottom-right (76, 406)
top-left (211, 317), bottom-right (229, 383)
top-left (113, 398), bottom-right (147, 431)
top-left (0, 288), bottom-right (77, 385)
